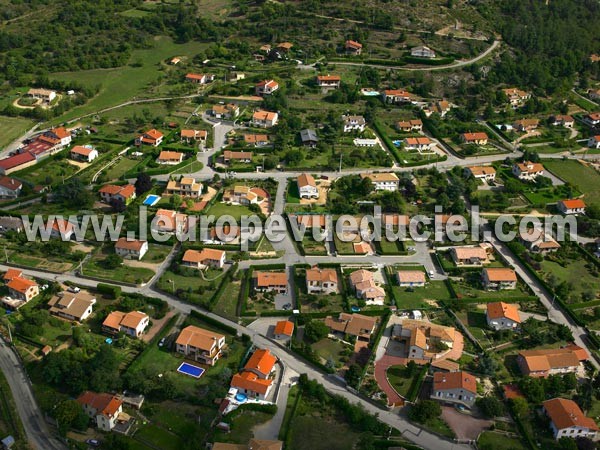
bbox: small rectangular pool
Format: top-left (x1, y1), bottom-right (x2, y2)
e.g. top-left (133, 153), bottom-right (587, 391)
top-left (177, 362), bottom-right (205, 378)
top-left (143, 194), bottom-right (161, 206)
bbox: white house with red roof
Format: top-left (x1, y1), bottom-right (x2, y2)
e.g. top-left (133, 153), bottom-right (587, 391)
top-left (345, 40), bottom-right (362, 55)
top-left (115, 238), bottom-right (148, 260)
top-left (557, 199), bottom-right (586, 215)
top-left (486, 302), bottom-right (521, 330)
top-left (98, 184), bottom-right (136, 205)
top-left (70, 145), bottom-right (98, 162)
top-left (255, 79), bottom-right (279, 96)
top-left (49, 219), bottom-right (75, 240)
top-left (0, 177), bottom-right (22, 198)
top-left (137, 129), bottom-right (164, 147)
top-left (543, 398), bottom-right (599, 440)
top-left (316, 75), bottom-right (341, 88)
top-left (77, 391), bottom-right (124, 432)
top-left (588, 136), bottom-right (600, 149)
top-left (583, 112), bottom-right (600, 127)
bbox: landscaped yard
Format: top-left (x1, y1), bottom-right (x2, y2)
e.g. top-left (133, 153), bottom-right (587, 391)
top-left (207, 202), bottom-right (256, 221)
top-left (386, 364), bottom-right (426, 398)
top-left (311, 338), bottom-right (350, 368)
top-left (157, 267), bottom-right (227, 304)
top-left (83, 246), bottom-right (155, 284)
top-left (213, 409), bottom-right (274, 444)
top-left (288, 413), bottom-right (362, 450)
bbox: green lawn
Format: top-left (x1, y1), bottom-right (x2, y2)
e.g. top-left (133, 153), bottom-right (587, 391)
top-left (83, 246), bottom-right (155, 284)
top-left (477, 431), bottom-right (527, 450)
top-left (143, 244), bottom-right (173, 262)
top-left (539, 257), bottom-right (599, 306)
top-left (289, 414), bottom-right (362, 450)
top-left (0, 116), bottom-right (35, 149)
top-left (543, 159), bottom-right (600, 208)
top-left (212, 279), bottom-right (241, 320)
top-left (386, 365), bottom-right (422, 398)
top-left (311, 338), bottom-right (349, 368)
top-left (134, 424), bottom-right (183, 450)
top-left (157, 267), bottom-right (227, 304)
top-left (389, 271), bottom-right (453, 310)
top-left (213, 410), bottom-right (274, 444)
top-left (13, 155), bottom-right (79, 186)
top-left (301, 235), bottom-right (328, 256)
top-left (207, 202), bottom-right (256, 221)
top-left (105, 157), bottom-right (140, 180)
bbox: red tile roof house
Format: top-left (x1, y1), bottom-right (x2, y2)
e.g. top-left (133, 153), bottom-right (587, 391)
top-left (255, 79), bottom-right (279, 96)
top-left (175, 325), bottom-right (226, 366)
top-left (181, 248), bottom-right (226, 269)
top-left (305, 266), bottom-right (339, 294)
top-left (583, 112), bottom-right (600, 127)
top-left (460, 132), bottom-right (488, 145)
top-left (185, 73), bottom-right (215, 84)
top-left (512, 161), bottom-right (545, 181)
top-left (404, 137), bottom-right (432, 151)
top-left (431, 371), bottom-right (477, 409)
top-left (114, 238), bottom-right (148, 260)
top-left (550, 115), bottom-right (575, 128)
top-left (253, 271), bottom-right (288, 294)
top-left (297, 173), bottom-right (319, 199)
top-left (6, 276), bottom-right (39, 303)
top-left (77, 391), bottom-right (123, 432)
top-left (0, 177), bottom-right (22, 198)
top-left (252, 110), bottom-right (278, 128)
top-left (316, 75), bottom-right (341, 89)
top-left (557, 199), bottom-right (586, 215)
top-left (156, 151), bottom-right (184, 165)
top-left (152, 209), bottom-right (188, 234)
top-left (102, 310), bottom-right (150, 338)
top-left (98, 184), bottom-right (136, 205)
top-left (588, 135), bottom-right (600, 149)
top-left (136, 129), bottom-right (164, 147)
top-left (273, 320), bottom-right (294, 340)
top-left (396, 119), bottom-right (423, 132)
top-left (517, 346), bottom-right (587, 377)
top-left (486, 302), bottom-right (521, 331)
top-left (48, 218), bottom-right (75, 240)
top-left (349, 269), bottom-right (386, 305)
top-left (396, 270), bottom-right (426, 287)
top-left (0, 151), bottom-right (37, 175)
top-left (230, 348), bottom-right (278, 401)
top-left (450, 245), bottom-right (491, 266)
top-left (382, 89), bottom-right (413, 104)
top-left (70, 145), bottom-right (98, 162)
top-left (482, 268), bottom-right (517, 290)
top-left (543, 398), bottom-right (599, 440)
top-left (223, 150), bottom-right (253, 164)
top-left (345, 40), bottom-right (362, 55)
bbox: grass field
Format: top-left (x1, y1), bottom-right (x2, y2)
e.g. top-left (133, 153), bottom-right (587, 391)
top-left (207, 202), bottom-right (255, 221)
top-left (386, 365), bottom-right (418, 398)
top-left (477, 431), bottom-right (527, 450)
top-left (311, 338), bottom-right (348, 368)
top-left (83, 246), bottom-right (155, 284)
top-left (539, 257), bottom-right (599, 305)
top-left (0, 116), bottom-right (35, 149)
top-left (212, 279), bottom-right (241, 320)
top-left (289, 414), bottom-right (361, 450)
top-left (543, 159), bottom-right (600, 208)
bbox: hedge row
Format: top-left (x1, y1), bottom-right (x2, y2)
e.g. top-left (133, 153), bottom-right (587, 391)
top-left (208, 263), bottom-right (238, 309)
top-left (405, 364), bottom-right (429, 402)
top-left (188, 309), bottom-right (237, 335)
top-left (359, 310), bottom-right (391, 387)
top-left (97, 283), bottom-right (122, 299)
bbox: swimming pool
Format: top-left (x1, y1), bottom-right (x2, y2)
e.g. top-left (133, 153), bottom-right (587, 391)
top-left (143, 194), bottom-right (161, 206)
top-left (235, 393), bottom-right (248, 402)
top-left (177, 362), bottom-right (205, 378)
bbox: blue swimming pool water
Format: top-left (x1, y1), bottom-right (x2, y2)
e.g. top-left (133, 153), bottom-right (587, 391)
top-left (235, 393), bottom-right (248, 402)
top-left (177, 362), bottom-right (205, 378)
top-left (143, 195), bottom-right (161, 206)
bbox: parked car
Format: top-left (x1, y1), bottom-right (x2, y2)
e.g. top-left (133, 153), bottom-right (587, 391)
top-left (85, 439), bottom-right (100, 447)
top-left (67, 286), bottom-right (80, 293)
top-left (158, 338), bottom-right (166, 347)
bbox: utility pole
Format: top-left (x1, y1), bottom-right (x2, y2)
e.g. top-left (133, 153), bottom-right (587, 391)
top-left (339, 152), bottom-right (343, 173)
top-left (3, 246), bottom-right (7, 263)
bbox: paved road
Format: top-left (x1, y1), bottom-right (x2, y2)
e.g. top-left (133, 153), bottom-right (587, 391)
top-left (0, 339), bottom-right (66, 450)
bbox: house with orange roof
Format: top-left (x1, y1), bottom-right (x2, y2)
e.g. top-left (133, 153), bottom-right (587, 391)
top-left (0, 176), bottom-right (22, 198)
top-left (182, 248), bottom-right (226, 269)
top-left (70, 145), bottom-right (98, 162)
top-left (115, 238), bottom-right (148, 260)
top-left (185, 73), bottom-right (214, 84)
top-left (324, 313), bottom-right (377, 341)
top-left (306, 266), bottom-right (338, 294)
top-left (512, 161), bottom-right (544, 181)
top-left (48, 218), bottom-right (75, 240)
top-left (557, 199), bottom-right (586, 215)
top-left (230, 371), bottom-right (273, 401)
top-left (450, 245), bottom-right (490, 266)
top-left (297, 173), bottom-right (319, 199)
top-left (583, 112), bottom-right (600, 127)
top-left (103, 310), bottom-right (149, 338)
top-left (253, 271), bottom-right (288, 294)
top-left (316, 75), bottom-right (341, 88)
top-left (223, 151), bottom-right (253, 164)
top-left (222, 185), bottom-right (267, 207)
top-left (431, 371), bottom-right (477, 409)
top-left (396, 270), bottom-right (426, 287)
top-left (404, 137), bottom-right (432, 151)
top-left (166, 176), bottom-right (202, 198)
top-left (210, 103), bottom-right (240, 119)
top-left (39, 127), bottom-right (72, 149)
top-left (519, 227), bottom-right (561, 255)
top-left (157, 151), bottom-right (184, 165)
top-left (99, 184), bottom-right (136, 205)
top-left (517, 346), bottom-right (587, 378)
top-left (353, 241), bottom-right (373, 255)
top-left (345, 40), bottom-right (362, 55)
top-left (486, 302), bottom-right (521, 330)
top-left (396, 119), bottom-right (423, 132)
top-left (382, 89), bottom-right (413, 104)
top-left (3, 269), bottom-right (22, 283)
top-left (550, 115), bottom-right (574, 128)
top-left (273, 321), bottom-right (294, 340)
top-left (292, 214), bottom-right (328, 231)
top-left (175, 325), bottom-right (226, 366)
top-left (137, 129), bottom-right (163, 147)
top-left (180, 129), bottom-right (207, 144)
top-left (460, 132), bottom-right (488, 145)
top-left (513, 118), bottom-right (540, 132)
top-left (482, 268), bottom-right (517, 290)
top-left (360, 172), bottom-right (399, 191)
top-left (543, 398), bottom-right (599, 440)
top-left (502, 87), bottom-right (531, 107)
top-left (152, 209), bottom-right (188, 234)
top-left (464, 166), bottom-right (496, 182)
top-left (77, 391), bottom-right (124, 431)
top-left (348, 269), bottom-right (386, 305)
top-left (0, 152), bottom-right (37, 175)
top-left (243, 134), bottom-right (270, 147)
top-left (244, 348), bottom-right (277, 379)
top-left (6, 276), bottom-right (39, 303)
top-left (255, 80), bottom-right (279, 96)
top-left (252, 110), bottom-right (278, 128)
top-left (396, 319), bottom-right (458, 361)
top-left (588, 135), bottom-right (600, 149)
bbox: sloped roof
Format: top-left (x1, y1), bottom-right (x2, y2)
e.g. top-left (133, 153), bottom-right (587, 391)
top-left (244, 349), bottom-right (277, 376)
top-left (433, 371), bottom-right (477, 394)
top-left (543, 398), bottom-right (599, 431)
top-left (486, 302), bottom-right (521, 323)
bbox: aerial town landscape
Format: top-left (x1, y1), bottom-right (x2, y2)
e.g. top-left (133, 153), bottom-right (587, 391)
top-left (0, 0), bottom-right (598, 449)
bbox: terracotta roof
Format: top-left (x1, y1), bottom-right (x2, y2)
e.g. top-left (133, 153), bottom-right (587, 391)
top-left (118, 184), bottom-right (136, 199)
top-left (382, 214), bottom-right (410, 227)
top-left (317, 75), bottom-right (341, 82)
top-left (324, 313), bottom-right (377, 338)
top-left (253, 110), bottom-right (278, 121)
top-left (405, 137), bottom-right (431, 146)
top-left (144, 129), bottom-right (163, 140)
top-left (50, 127), bottom-right (70, 139)
top-left (277, 42), bottom-right (293, 50)
top-left (115, 238), bottom-right (146, 252)
top-left (256, 80), bottom-right (279, 89)
top-left (186, 73), bottom-right (206, 81)
top-left (230, 371), bottom-right (272, 395)
top-left (349, 269), bottom-right (374, 286)
top-left (158, 151), bottom-right (183, 162)
top-left (176, 325), bottom-right (224, 352)
top-left (48, 292), bottom-right (95, 320)
top-left (515, 161), bottom-right (544, 173)
top-left (181, 129), bottom-right (207, 139)
top-left (3, 269), bottom-right (22, 282)
top-left (360, 172), bottom-right (399, 182)
top-left (297, 173), bottom-right (316, 188)
top-left (0, 176), bottom-right (21, 191)
top-left (433, 371), bottom-right (477, 394)
top-left (385, 89), bottom-right (411, 97)
top-left (70, 145), bottom-right (95, 156)
top-left (587, 113), bottom-right (600, 121)
top-left (553, 115), bottom-right (574, 122)
top-left (102, 311), bottom-right (124, 330)
top-left (6, 276), bottom-right (37, 293)
top-left (77, 391), bottom-right (122, 417)
top-left (182, 248), bottom-right (225, 264)
top-left (345, 40), bottom-right (362, 49)
top-left (294, 215), bottom-right (327, 228)
top-left (543, 398), bottom-right (599, 431)
top-left (397, 119), bottom-right (422, 128)
top-left (430, 359), bottom-right (460, 372)
top-left (518, 347), bottom-right (583, 373)
top-left (452, 246), bottom-right (488, 261)
top-left (564, 343), bottom-right (589, 361)
top-left (513, 118), bottom-right (540, 128)
top-left (353, 242), bottom-right (371, 254)
top-left (397, 270), bottom-right (426, 284)
top-left (245, 349), bottom-right (277, 376)
top-left (559, 199), bottom-right (586, 210)
top-left (0, 152), bottom-right (36, 171)
top-left (462, 132), bottom-right (488, 142)
top-left (306, 267), bottom-right (338, 284)
top-left (243, 134), bottom-right (269, 144)
top-left (254, 271), bottom-right (287, 288)
top-left (99, 184), bottom-right (122, 195)
top-left (486, 302), bottom-right (521, 323)
top-left (119, 311), bottom-right (148, 329)
top-left (467, 166), bottom-right (496, 176)
top-left (274, 321), bottom-right (294, 337)
top-left (223, 151), bottom-right (253, 160)
top-left (248, 440), bottom-right (283, 450)
top-left (483, 268), bottom-right (517, 282)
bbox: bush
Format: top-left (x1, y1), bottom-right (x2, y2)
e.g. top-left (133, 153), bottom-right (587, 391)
top-left (408, 400), bottom-right (441, 423)
top-left (97, 283), bottom-right (121, 299)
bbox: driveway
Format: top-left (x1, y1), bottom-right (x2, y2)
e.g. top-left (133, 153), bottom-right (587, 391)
top-left (441, 406), bottom-right (492, 441)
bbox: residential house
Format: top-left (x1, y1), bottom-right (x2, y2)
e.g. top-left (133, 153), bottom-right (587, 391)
top-left (27, 88), bottom-right (56, 103)
top-left (461, 132), bottom-right (489, 146)
top-left (38, 127), bottom-right (72, 149)
top-left (98, 184), bottom-right (136, 205)
top-left (353, 138), bottom-right (377, 147)
top-left (156, 151), bottom-right (184, 165)
top-left (165, 177), bottom-right (203, 197)
top-left (395, 319), bottom-right (458, 361)
top-left (175, 325), bottom-right (226, 366)
top-left (382, 213), bottom-right (410, 233)
top-left (345, 40), bottom-right (362, 55)
top-left (450, 246), bottom-right (490, 266)
top-left (223, 151), bottom-right (253, 164)
top-left (77, 392), bottom-right (123, 432)
top-left (423, 100), bottom-right (453, 118)
top-left (583, 113), bottom-right (600, 127)
top-left (324, 313), bottom-right (378, 341)
top-left (588, 136), bottom-right (600, 149)
top-left (180, 129), bottom-right (207, 144)
top-left (299, 129), bottom-right (318, 148)
top-left (512, 161), bottom-right (544, 181)
top-left (228, 72), bottom-right (245, 81)
top-left (185, 73), bottom-right (214, 84)
top-left (169, 57), bottom-right (180, 65)
top-left (181, 248), bottom-right (226, 269)
top-left (396, 119), bottom-right (423, 132)
top-left (6, 277), bottom-right (39, 303)
top-left (543, 398), bottom-right (599, 440)
top-left (431, 371), bottom-right (477, 409)
top-left (348, 269), bottom-right (386, 305)
top-left (382, 89), bottom-right (413, 104)
top-left (404, 137), bottom-right (432, 151)
top-left (550, 115), bottom-right (575, 128)
top-left (70, 146), bottom-right (98, 162)
top-left (222, 185), bottom-right (260, 205)
top-left (137, 129), bottom-right (164, 147)
top-left (0, 177), bottom-right (22, 198)
top-left (360, 172), bottom-right (399, 191)
top-left (252, 110), bottom-right (279, 128)
top-left (277, 42), bottom-right (293, 52)
top-left (0, 217), bottom-right (23, 233)
top-left (513, 118), bottom-right (540, 132)
top-left (519, 228), bottom-right (561, 254)
top-left (342, 115), bottom-right (366, 132)
top-left (48, 291), bottom-right (96, 322)
top-left (103, 311), bottom-right (149, 338)
top-left (273, 321), bottom-right (294, 340)
top-left (482, 268), bottom-right (517, 290)
top-left (396, 270), bottom-right (426, 287)
top-left (297, 173), bottom-right (319, 199)
top-left (0, 152), bottom-right (37, 175)
top-left (230, 348), bottom-right (278, 401)
top-left (411, 46), bottom-right (436, 58)
top-left (49, 218), bottom-right (74, 240)
top-left (517, 346), bottom-right (587, 377)
top-left (253, 271), bottom-right (288, 294)
top-left (114, 238), bottom-right (148, 260)
top-left (244, 348), bottom-right (277, 379)
top-left (486, 302), bottom-right (521, 330)
top-left (3, 269), bottom-right (22, 283)
top-left (557, 199), bottom-right (586, 215)
top-left (316, 75), bottom-right (341, 89)
top-left (243, 134), bottom-right (270, 147)
top-left (464, 166), bottom-right (496, 182)
top-left (502, 88), bottom-right (531, 107)
top-left (589, 89), bottom-right (600, 101)
top-left (153, 209), bottom-right (188, 234)
top-left (305, 266), bottom-right (339, 294)
top-left (255, 80), bottom-right (279, 96)
top-left (211, 103), bottom-right (239, 119)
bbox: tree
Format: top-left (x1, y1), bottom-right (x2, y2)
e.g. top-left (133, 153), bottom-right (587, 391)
top-left (345, 363), bottom-right (362, 388)
top-left (134, 173), bottom-right (152, 196)
top-left (408, 400), bottom-right (441, 423)
top-left (575, 437), bottom-right (595, 450)
top-left (476, 395), bottom-right (504, 418)
top-left (53, 177), bottom-right (93, 208)
top-left (103, 253), bottom-right (123, 269)
top-left (557, 437), bottom-right (578, 450)
top-left (303, 320), bottom-right (329, 343)
top-left (510, 397), bottom-right (529, 419)
top-left (170, 194), bottom-right (182, 210)
top-left (478, 355), bottom-right (498, 376)
top-left (54, 400), bottom-right (88, 435)
top-left (110, 197), bottom-right (126, 213)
